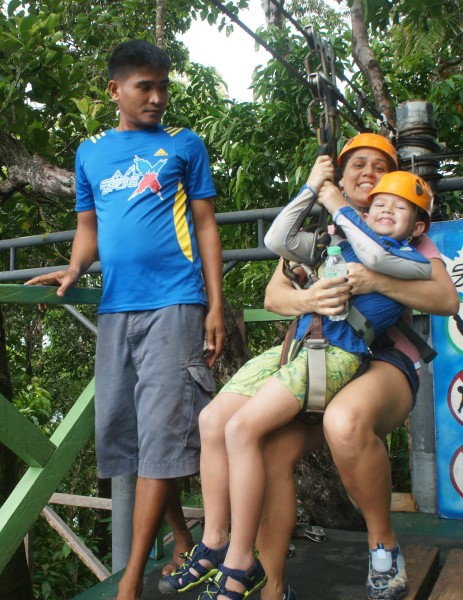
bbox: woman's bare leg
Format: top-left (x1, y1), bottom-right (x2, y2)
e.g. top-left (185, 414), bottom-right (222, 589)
top-left (323, 360), bottom-right (413, 549)
top-left (258, 421), bottom-right (325, 600)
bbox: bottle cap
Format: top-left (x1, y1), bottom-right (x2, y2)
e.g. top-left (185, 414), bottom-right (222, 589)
top-left (327, 246), bottom-right (341, 256)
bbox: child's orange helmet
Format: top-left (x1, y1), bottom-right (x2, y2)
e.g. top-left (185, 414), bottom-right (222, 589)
top-left (367, 171), bottom-right (434, 231)
top-left (338, 133), bottom-right (398, 169)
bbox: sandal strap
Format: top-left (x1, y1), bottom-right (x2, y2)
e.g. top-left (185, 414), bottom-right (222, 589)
top-left (201, 578), bottom-right (243, 600)
top-left (175, 542), bottom-right (228, 578)
top-left (199, 560), bottom-right (267, 600)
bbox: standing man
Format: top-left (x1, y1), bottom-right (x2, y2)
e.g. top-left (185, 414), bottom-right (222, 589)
top-left (27, 39), bottom-right (224, 600)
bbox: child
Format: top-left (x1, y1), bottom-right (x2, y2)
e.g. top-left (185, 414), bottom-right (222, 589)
top-left (159, 171), bottom-right (433, 600)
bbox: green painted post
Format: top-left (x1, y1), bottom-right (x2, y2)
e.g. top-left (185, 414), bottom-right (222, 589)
top-left (0, 394), bottom-right (56, 467)
top-left (0, 379), bottom-right (96, 573)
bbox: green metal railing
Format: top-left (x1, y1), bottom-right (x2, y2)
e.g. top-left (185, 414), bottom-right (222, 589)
top-left (0, 282), bottom-right (288, 576)
top-left (0, 284), bottom-right (101, 573)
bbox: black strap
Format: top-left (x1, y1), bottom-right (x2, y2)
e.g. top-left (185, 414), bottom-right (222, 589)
top-left (395, 317), bottom-right (437, 363)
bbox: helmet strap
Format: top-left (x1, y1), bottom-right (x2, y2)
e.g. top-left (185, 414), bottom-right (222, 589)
top-left (341, 191), bottom-right (368, 214)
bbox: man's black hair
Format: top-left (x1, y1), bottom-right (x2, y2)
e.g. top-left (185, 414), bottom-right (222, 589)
top-left (108, 39), bottom-right (171, 80)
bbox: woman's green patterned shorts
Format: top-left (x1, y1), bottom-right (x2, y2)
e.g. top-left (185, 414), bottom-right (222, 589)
top-left (221, 342), bottom-right (360, 410)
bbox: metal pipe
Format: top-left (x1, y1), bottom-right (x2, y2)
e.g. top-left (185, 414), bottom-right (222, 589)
top-left (63, 305), bottom-right (98, 336)
top-left (111, 473), bottom-right (136, 573)
top-left (410, 316), bottom-right (437, 513)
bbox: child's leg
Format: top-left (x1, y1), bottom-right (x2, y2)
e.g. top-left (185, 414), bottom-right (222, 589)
top-left (223, 377), bottom-right (301, 575)
top-left (199, 392), bottom-right (250, 548)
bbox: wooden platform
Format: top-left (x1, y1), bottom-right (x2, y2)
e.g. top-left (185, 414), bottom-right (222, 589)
top-left (72, 513), bottom-right (463, 600)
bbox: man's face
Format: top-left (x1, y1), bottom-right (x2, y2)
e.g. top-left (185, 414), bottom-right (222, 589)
top-left (108, 67), bottom-right (169, 131)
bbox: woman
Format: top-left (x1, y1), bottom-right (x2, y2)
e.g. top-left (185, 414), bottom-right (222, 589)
top-left (159, 134), bottom-right (458, 600)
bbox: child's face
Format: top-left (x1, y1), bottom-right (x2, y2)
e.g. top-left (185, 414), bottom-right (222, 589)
top-left (364, 193), bottom-right (425, 240)
top-left (108, 67), bottom-right (169, 131)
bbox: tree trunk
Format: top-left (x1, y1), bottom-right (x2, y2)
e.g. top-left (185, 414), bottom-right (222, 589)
top-left (0, 308), bottom-right (34, 600)
top-left (296, 444), bottom-right (366, 530)
top-left (156, 0), bottom-right (166, 49)
top-left (350, 0), bottom-right (396, 129)
top-left (0, 132), bottom-right (75, 203)
top-left (213, 298), bottom-right (251, 387)
top-left (261, 0), bottom-right (284, 28)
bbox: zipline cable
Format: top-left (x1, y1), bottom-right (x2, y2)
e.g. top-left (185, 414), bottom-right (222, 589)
top-left (208, 0), bottom-right (311, 90)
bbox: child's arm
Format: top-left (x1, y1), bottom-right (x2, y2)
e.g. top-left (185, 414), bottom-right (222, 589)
top-left (317, 182), bottom-right (431, 280)
top-left (334, 205), bottom-right (431, 279)
top-left (264, 156), bottom-right (335, 262)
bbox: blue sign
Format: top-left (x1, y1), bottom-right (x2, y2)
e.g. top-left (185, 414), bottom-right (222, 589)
top-left (429, 220), bottom-right (463, 518)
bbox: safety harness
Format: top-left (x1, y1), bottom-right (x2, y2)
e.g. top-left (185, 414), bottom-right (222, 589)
top-left (280, 262), bottom-right (436, 424)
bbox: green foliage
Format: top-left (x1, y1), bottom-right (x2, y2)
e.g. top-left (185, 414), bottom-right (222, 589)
top-left (31, 507), bottom-right (103, 599)
top-left (386, 425), bottom-right (411, 492)
top-left (1, 0), bottom-right (462, 595)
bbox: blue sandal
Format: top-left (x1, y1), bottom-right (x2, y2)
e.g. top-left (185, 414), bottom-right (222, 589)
top-left (158, 542), bottom-right (229, 594)
top-left (283, 583), bottom-right (296, 600)
top-left (198, 559), bottom-right (267, 600)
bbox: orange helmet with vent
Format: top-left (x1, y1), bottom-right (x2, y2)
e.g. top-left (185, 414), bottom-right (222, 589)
top-left (338, 133), bottom-right (398, 170)
top-left (367, 171), bottom-right (434, 231)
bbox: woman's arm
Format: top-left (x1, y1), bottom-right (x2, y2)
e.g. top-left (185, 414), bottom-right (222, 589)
top-left (264, 156), bottom-right (335, 262)
top-left (264, 258), bottom-right (352, 319)
top-left (346, 258), bottom-right (459, 316)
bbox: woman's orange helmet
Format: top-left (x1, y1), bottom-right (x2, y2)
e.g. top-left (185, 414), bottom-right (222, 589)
top-left (367, 171), bottom-right (434, 231)
top-left (338, 133), bottom-right (398, 170)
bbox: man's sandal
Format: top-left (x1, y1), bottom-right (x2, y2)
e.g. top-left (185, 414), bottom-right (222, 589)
top-left (198, 559), bottom-right (267, 600)
top-left (158, 542), bottom-right (229, 594)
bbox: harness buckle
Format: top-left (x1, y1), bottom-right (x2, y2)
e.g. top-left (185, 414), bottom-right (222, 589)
top-left (303, 337), bottom-right (328, 350)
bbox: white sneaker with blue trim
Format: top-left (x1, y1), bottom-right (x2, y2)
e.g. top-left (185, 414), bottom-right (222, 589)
top-left (366, 543), bottom-right (408, 599)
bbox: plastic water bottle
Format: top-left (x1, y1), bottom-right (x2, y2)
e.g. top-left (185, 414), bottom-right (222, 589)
top-left (323, 246), bottom-right (349, 321)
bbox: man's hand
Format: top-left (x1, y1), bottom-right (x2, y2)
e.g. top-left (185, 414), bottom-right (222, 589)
top-left (25, 268), bottom-right (80, 297)
top-left (203, 306), bottom-right (225, 368)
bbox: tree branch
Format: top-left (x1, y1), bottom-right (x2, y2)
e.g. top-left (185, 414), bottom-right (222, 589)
top-left (350, 0), bottom-right (395, 129)
top-left (0, 131), bottom-right (75, 204)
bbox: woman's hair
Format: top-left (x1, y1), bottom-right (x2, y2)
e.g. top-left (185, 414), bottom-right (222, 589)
top-left (108, 39), bottom-right (171, 80)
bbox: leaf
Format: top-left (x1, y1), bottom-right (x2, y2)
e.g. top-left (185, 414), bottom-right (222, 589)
top-left (71, 97), bottom-right (89, 115)
top-left (7, 0), bottom-right (21, 17)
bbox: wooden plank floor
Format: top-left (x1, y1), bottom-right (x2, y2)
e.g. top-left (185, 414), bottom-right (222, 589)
top-left (73, 513), bottom-right (463, 600)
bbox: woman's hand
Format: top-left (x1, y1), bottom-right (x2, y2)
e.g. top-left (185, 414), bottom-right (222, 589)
top-left (301, 275), bottom-right (352, 317)
top-left (342, 262), bottom-right (375, 295)
top-left (265, 260), bottom-right (352, 318)
top-left (306, 155), bottom-right (335, 192)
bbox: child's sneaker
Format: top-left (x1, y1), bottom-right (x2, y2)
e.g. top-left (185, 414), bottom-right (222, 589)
top-left (366, 543), bottom-right (408, 600)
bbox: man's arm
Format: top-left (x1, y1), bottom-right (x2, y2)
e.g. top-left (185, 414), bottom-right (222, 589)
top-left (191, 198), bottom-right (224, 367)
top-left (26, 210), bottom-right (98, 295)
